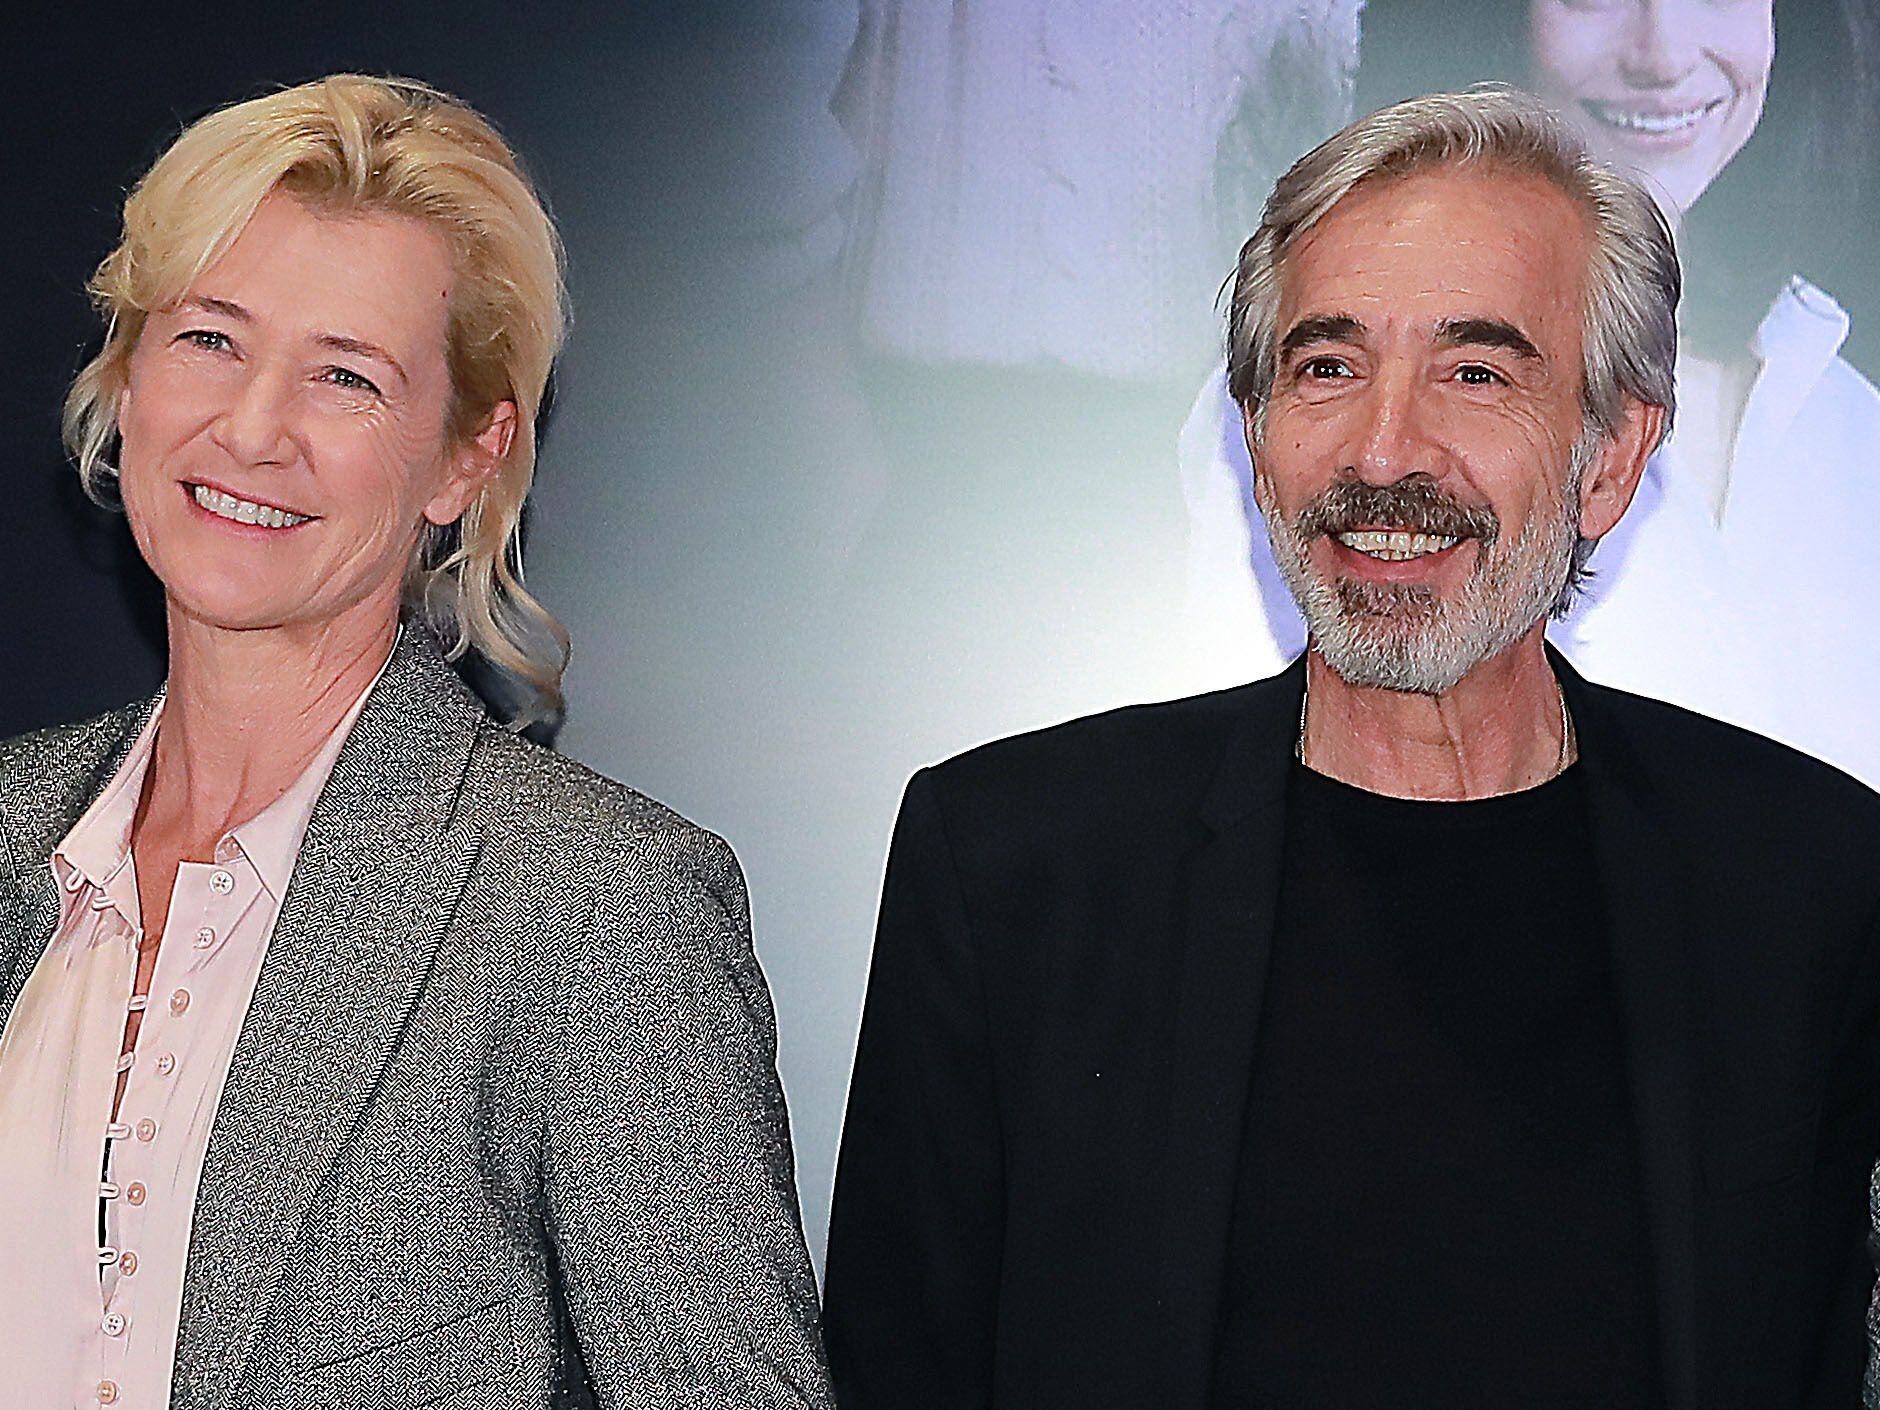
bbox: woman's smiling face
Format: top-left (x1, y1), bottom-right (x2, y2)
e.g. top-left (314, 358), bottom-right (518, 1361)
top-left (116, 191), bottom-right (499, 645)
top-left (1529, 0), bottom-right (1776, 222)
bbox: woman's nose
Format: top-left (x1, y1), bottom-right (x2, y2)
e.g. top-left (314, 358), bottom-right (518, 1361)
top-left (1616, 1), bottom-right (1701, 88)
top-left (208, 369), bottom-right (294, 468)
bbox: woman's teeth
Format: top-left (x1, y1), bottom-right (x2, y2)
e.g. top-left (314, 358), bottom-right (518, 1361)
top-left (1584, 99), bottom-right (1723, 135)
top-left (1334, 529), bottom-right (1460, 562)
top-left (190, 484), bottom-right (311, 530)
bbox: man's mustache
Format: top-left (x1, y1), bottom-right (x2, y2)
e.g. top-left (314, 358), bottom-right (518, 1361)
top-left (1293, 475), bottom-right (1500, 544)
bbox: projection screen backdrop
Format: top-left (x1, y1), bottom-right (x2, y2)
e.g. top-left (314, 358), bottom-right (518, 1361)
top-left (7, 0), bottom-right (1876, 1267)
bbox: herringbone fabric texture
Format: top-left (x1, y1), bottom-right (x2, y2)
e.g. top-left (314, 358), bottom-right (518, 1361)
top-left (0, 628), bottom-right (834, 1409)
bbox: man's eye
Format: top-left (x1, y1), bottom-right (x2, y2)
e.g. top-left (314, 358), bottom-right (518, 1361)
top-left (1301, 356), bottom-right (1351, 380)
top-left (1456, 363), bottom-right (1504, 386)
top-left (324, 366), bottom-right (383, 396)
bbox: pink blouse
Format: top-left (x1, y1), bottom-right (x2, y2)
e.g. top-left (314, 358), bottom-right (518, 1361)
top-left (0, 674), bottom-right (375, 1408)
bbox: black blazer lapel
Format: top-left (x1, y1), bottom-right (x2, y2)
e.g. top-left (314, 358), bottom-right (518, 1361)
top-left (1146, 656), bottom-right (1303, 1404)
top-left (172, 635), bottom-right (488, 1410)
top-left (1558, 652), bottom-right (1700, 1410)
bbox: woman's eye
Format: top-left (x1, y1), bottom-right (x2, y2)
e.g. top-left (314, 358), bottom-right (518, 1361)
top-left (178, 329), bottom-right (231, 352)
top-left (324, 365), bottom-right (382, 396)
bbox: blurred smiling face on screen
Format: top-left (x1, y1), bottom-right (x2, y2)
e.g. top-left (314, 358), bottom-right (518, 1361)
top-left (1529, 0), bottom-right (1776, 223)
top-left (116, 190), bottom-right (511, 647)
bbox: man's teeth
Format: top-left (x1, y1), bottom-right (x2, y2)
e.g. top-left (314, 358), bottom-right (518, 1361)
top-left (190, 484), bottom-right (311, 530)
top-left (1586, 100), bottom-right (1720, 135)
top-left (1333, 529), bottom-right (1460, 562)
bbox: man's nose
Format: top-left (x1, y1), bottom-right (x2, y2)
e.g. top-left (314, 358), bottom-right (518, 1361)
top-left (208, 367), bottom-right (295, 468)
top-left (1349, 372), bottom-right (1433, 486)
top-left (1618, 0), bottom-right (1700, 88)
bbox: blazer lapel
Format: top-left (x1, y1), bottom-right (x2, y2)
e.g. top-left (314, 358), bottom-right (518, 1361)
top-left (1146, 657), bottom-right (1302, 1404)
top-left (1558, 652), bottom-right (1700, 1410)
top-left (172, 633), bottom-right (489, 1410)
top-left (0, 853), bottom-right (63, 1029)
top-left (0, 700), bottom-right (160, 1028)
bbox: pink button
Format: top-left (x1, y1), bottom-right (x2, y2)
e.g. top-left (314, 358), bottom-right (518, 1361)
top-left (102, 1312), bottom-right (126, 1337)
top-left (97, 1381), bottom-right (119, 1404)
top-left (169, 989), bottom-right (190, 1015)
top-left (194, 927), bottom-right (215, 948)
top-left (135, 1119), bottom-right (157, 1142)
top-left (154, 1053), bottom-right (176, 1076)
top-left (118, 1252), bottom-right (138, 1276)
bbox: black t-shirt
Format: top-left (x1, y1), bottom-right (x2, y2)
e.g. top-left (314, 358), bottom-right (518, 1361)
top-left (1208, 761), bottom-right (1661, 1409)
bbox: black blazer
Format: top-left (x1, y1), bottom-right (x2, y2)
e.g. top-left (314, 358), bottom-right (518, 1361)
top-left (823, 654), bottom-right (1880, 1410)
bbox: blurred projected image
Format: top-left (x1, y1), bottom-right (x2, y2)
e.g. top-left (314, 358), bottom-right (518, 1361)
top-left (828, 1), bottom-right (1366, 748)
top-left (838, 0), bottom-right (1363, 379)
top-left (1181, 0), bottom-right (1880, 785)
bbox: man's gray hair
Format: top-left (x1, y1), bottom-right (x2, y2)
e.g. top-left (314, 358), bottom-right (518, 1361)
top-left (1227, 86), bottom-right (1680, 447)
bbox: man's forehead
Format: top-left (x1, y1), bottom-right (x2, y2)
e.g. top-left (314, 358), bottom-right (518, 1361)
top-left (1276, 165), bottom-right (1592, 343)
top-left (1305, 161), bottom-right (1589, 241)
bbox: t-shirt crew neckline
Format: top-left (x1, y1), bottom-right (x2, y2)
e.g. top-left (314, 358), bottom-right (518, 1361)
top-left (1289, 756), bottom-right (1583, 829)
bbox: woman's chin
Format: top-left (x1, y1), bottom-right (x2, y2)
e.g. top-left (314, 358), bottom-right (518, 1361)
top-left (156, 575), bottom-right (314, 635)
top-left (160, 578), bottom-right (402, 645)
top-left (165, 599), bottom-right (293, 637)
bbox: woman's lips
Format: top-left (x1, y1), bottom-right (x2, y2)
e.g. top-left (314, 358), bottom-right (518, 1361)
top-left (1579, 95), bottom-right (1727, 146)
top-left (183, 481), bottom-right (315, 531)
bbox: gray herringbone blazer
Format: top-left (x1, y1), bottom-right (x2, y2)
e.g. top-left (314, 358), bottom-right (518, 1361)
top-left (0, 627), bottom-right (833, 1409)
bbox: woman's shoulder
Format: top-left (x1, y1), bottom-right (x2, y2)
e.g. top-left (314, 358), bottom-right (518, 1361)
top-left (460, 723), bottom-right (737, 877)
top-left (0, 703), bottom-right (153, 871)
top-left (1765, 277), bottom-right (1880, 408)
top-left (0, 702), bottom-right (149, 802)
top-left (1821, 349), bottom-right (1880, 409)
top-left (453, 727), bottom-right (750, 958)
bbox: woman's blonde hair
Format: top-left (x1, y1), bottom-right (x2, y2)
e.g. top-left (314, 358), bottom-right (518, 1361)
top-left (63, 73), bottom-right (571, 724)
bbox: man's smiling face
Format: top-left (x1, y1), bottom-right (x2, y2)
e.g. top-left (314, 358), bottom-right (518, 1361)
top-left (1249, 161), bottom-right (1620, 693)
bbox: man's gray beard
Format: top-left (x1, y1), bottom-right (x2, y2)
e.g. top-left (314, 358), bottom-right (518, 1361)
top-left (1264, 451), bottom-right (1589, 695)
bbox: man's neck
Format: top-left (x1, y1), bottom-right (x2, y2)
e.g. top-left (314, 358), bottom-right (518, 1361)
top-left (1298, 631), bottom-right (1571, 801)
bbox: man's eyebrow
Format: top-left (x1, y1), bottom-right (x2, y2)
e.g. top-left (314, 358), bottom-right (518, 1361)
top-left (1435, 317), bottom-right (1543, 362)
top-left (1278, 314), bottom-right (1365, 360)
top-left (314, 332), bottom-right (409, 386)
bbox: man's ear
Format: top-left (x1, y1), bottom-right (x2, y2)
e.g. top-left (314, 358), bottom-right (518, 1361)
top-left (424, 400), bottom-right (518, 527)
top-left (1579, 396), bottom-right (1665, 541)
top-left (1242, 400), bottom-right (1276, 517)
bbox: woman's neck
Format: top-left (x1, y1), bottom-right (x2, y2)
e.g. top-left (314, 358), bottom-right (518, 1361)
top-left (135, 605), bottom-right (397, 857)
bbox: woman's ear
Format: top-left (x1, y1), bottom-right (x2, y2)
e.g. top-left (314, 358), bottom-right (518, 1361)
top-left (425, 400), bottom-right (518, 527)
